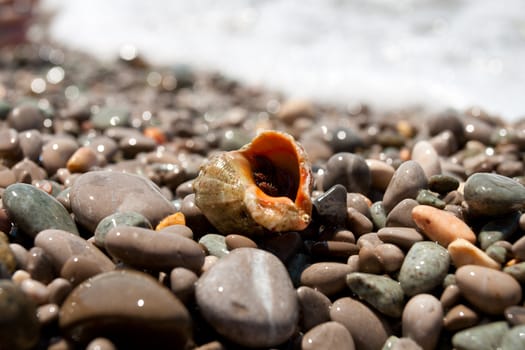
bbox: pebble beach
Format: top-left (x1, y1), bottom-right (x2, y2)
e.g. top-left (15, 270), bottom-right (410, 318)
top-left (2, 6), bottom-right (525, 350)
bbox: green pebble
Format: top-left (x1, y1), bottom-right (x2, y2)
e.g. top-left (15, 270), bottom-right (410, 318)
top-left (504, 262), bottom-right (525, 283)
top-left (443, 273), bottom-right (457, 288)
top-left (452, 321), bottom-right (509, 350)
top-left (399, 241), bottom-right (450, 296)
top-left (370, 201), bottom-right (387, 229)
top-left (416, 189), bottom-right (446, 209)
top-left (199, 233), bottom-right (229, 258)
top-left (2, 183), bottom-right (79, 238)
top-left (428, 174), bottom-right (460, 194)
top-left (0, 100), bottom-right (11, 119)
top-left (478, 212), bottom-right (520, 250)
top-left (486, 243), bottom-right (509, 264)
top-left (500, 325), bottom-right (525, 350)
top-left (464, 173), bottom-right (525, 216)
top-left (91, 106), bottom-right (130, 129)
top-left (94, 211), bottom-right (152, 247)
top-left (346, 272), bottom-right (404, 317)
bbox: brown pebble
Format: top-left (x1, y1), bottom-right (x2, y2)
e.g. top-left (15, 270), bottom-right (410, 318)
top-left (20, 278), bottom-right (50, 305)
top-left (366, 159), bottom-right (395, 191)
top-left (443, 304), bottom-right (479, 331)
top-left (41, 137), bottom-right (79, 175)
top-left (440, 284), bottom-right (461, 310)
top-left (332, 229), bottom-right (356, 243)
top-left (26, 247), bottom-right (55, 284)
top-left (358, 245), bottom-right (383, 274)
top-left (347, 192), bottom-right (371, 217)
top-left (66, 146), bottom-right (99, 173)
top-left (201, 255), bottom-right (219, 273)
top-left (194, 341), bottom-right (225, 350)
top-left (225, 234), bottom-right (258, 250)
top-left (301, 321), bottom-right (355, 350)
top-left (9, 243), bottom-right (29, 270)
top-left (375, 243), bottom-right (405, 273)
top-left (86, 338), bottom-right (117, 350)
top-left (37, 303), bottom-right (59, 326)
top-left (377, 227), bottom-right (424, 251)
top-left (346, 207), bottom-right (373, 236)
top-left (402, 294), bottom-right (443, 350)
top-left (47, 278), bottom-right (72, 306)
top-left (170, 267), bottom-right (198, 304)
top-left (456, 264), bottom-right (522, 315)
top-left (300, 262), bottom-right (356, 297)
top-left (386, 198), bottom-right (419, 228)
top-left (60, 255), bottom-right (109, 286)
top-left (411, 140), bottom-right (442, 178)
top-left (158, 224), bottom-right (193, 240)
top-left (330, 297), bottom-right (389, 350)
top-left (297, 286), bottom-right (332, 331)
top-left (412, 205), bottom-right (476, 247)
top-left (311, 241), bottom-right (359, 259)
top-left (505, 305), bottom-right (525, 326)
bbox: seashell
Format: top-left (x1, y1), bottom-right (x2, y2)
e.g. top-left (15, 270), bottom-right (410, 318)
top-left (193, 130), bottom-right (313, 235)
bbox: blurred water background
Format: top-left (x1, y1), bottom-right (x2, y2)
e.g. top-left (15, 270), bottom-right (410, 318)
top-left (42, 0), bottom-right (525, 121)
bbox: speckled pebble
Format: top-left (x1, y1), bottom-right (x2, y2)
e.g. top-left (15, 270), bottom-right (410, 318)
top-left (452, 321), bottom-right (509, 350)
top-left (500, 325), bottom-right (525, 350)
top-left (399, 241), bottom-right (450, 296)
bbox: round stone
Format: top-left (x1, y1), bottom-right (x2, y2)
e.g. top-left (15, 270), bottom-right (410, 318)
top-left (411, 140), bottom-right (441, 178)
top-left (0, 280), bottom-right (40, 350)
top-left (59, 270), bottom-right (191, 348)
top-left (7, 102), bottom-right (45, 131)
top-left (398, 241), bottom-right (450, 296)
top-left (302, 321), bottom-right (355, 350)
top-left (452, 321), bottom-right (509, 350)
top-left (456, 264), bottom-right (522, 315)
top-left (464, 173), bottom-right (525, 216)
top-left (2, 183), bottom-right (79, 238)
top-left (104, 226), bottom-right (204, 273)
top-left (322, 152), bottom-right (371, 194)
top-left (195, 248), bottom-right (298, 348)
top-left (382, 160), bottom-right (428, 213)
top-left (402, 294), bottom-right (443, 350)
top-left (69, 171), bottom-right (176, 232)
top-left (300, 262), bottom-right (356, 297)
top-left (297, 286), bottom-right (332, 331)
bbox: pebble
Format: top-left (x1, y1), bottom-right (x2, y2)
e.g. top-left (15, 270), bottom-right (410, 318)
top-left (66, 146), bottom-right (99, 173)
top-left (479, 212), bottom-right (520, 250)
top-left (47, 278), bottom-right (72, 305)
top-left (500, 324), bottom-right (525, 349)
top-left (0, 231), bottom-right (16, 273)
top-left (370, 201), bottom-right (387, 229)
top-left (330, 297), bottom-right (390, 350)
top-left (198, 233), bottom-right (229, 258)
top-left (443, 304), bottom-right (479, 331)
top-left (382, 160), bottom-right (428, 213)
top-left (506, 306), bottom-right (525, 326)
top-left (105, 226), bottom-right (204, 272)
top-left (11, 158), bottom-right (47, 183)
top-left (20, 277), bottom-right (50, 305)
top-left (412, 205), bottom-right (476, 247)
top-left (452, 321), bottom-right (509, 350)
top-left (398, 241), bottom-right (450, 296)
top-left (18, 129), bottom-right (43, 162)
top-left (26, 246), bottom-right (55, 284)
top-left (9, 243), bottom-right (29, 270)
top-left (505, 261), bottom-right (525, 283)
top-left (93, 211), bottom-right (152, 247)
top-left (0, 280), bottom-right (40, 350)
top-left (2, 183), bottom-right (79, 237)
top-left (440, 284), bottom-right (461, 310)
top-left (37, 303), bottom-right (59, 326)
top-left (376, 227), bottom-right (424, 251)
top-left (322, 153), bottom-right (371, 194)
top-left (382, 336), bottom-right (423, 350)
top-left (346, 207), bottom-right (374, 236)
top-left (385, 198), bottom-right (419, 228)
top-left (41, 137), bottom-right (79, 175)
top-left (85, 338), bottom-right (117, 350)
top-left (158, 224), bottom-right (194, 239)
top-left (402, 294), bottom-right (443, 350)
top-left (155, 212), bottom-right (186, 230)
top-left (170, 267), bottom-right (198, 304)
top-left (69, 170), bottom-right (176, 232)
top-left (313, 184), bottom-right (348, 227)
top-left (59, 270), bottom-right (191, 347)
top-left (224, 234), bottom-right (258, 250)
top-left (366, 159), bottom-right (395, 191)
top-left (300, 262), bottom-right (356, 297)
top-left (296, 286), bottom-right (332, 331)
top-left (6, 102), bottom-right (45, 131)
top-left (375, 243), bottom-right (405, 273)
top-left (263, 231), bottom-right (304, 263)
top-left (428, 174), bottom-right (460, 194)
top-left (302, 321), bottom-right (355, 350)
top-left (34, 229), bottom-right (114, 279)
top-left (464, 172), bottom-right (525, 216)
top-left (195, 248), bottom-right (298, 348)
top-left (448, 238), bottom-right (500, 269)
top-left (91, 107), bottom-right (130, 129)
top-left (456, 265), bottom-right (522, 315)
top-left (411, 140), bottom-right (442, 178)
top-left (416, 189), bottom-right (446, 209)
top-left (0, 128), bottom-right (23, 167)
top-left (346, 272), bottom-right (404, 317)
top-left (512, 235), bottom-right (525, 260)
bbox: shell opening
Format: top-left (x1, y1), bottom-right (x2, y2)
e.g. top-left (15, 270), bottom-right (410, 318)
top-left (252, 155), bottom-right (299, 200)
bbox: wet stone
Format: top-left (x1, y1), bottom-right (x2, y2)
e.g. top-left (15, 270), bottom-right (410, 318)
top-left (385, 198), bottom-right (418, 228)
top-left (263, 231), bottom-right (303, 263)
top-left (399, 241), bottom-right (450, 296)
top-left (297, 286), bottom-right (332, 331)
top-left (41, 138), bottom-right (79, 175)
top-left (448, 238), bottom-right (500, 270)
top-left (224, 234), bottom-right (258, 250)
top-left (69, 171), bottom-right (176, 232)
top-left (440, 284), bottom-right (461, 310)
top-left (464, 173), bottom-right (525, 216)
top-left (506, 306), bottom-right (525, 326)
top-left (330, 297), bottom-right (390, 350)
top-left (18, 129), bottom-right (43, 162)
top-left (346, 207), bottom-right (374, 236)
top-left (91, 107), bottom-right (130, 130)
top-left (313, 184), bottom-right (348, 227)
top-left (7, 102), bottom-right (45, 131)
top-left (416, 189), bottom-right (446, 209)
top-left (0, 280), bottom-right (40, 350)
top-left (500, 325), bottom-right (525, 350)
top-left (301, 262), bottom-right (356, 297)
top-left (170, 267), bottom-right (198, 304)
top-left (443, 304), bottom-right (479, 332)
top-left (366, 159), bottom-right (395, 191)
top-left (452, 321), bottom-right (509, 350)
top-left (86, 338), bottom-right (116, 350)
top-left (59, 270), bottom-right (191, 348)
top-left (383, 336), bottom-right (423, 350)
top-left (479, 211), bottom-right (520, 250)
top-left (382, 160), bottom-right (428, 213)
top-left (198, 233), bottom-right (229, 258)
top-left (370, 201), bottom-right (387, 229)
top-left (0, 231), bottom-right (16, 273)
top-left (105, 226), bottom-right (204, 273)
top-left (2, 183), bottom-right (79, 238)
top-left (346, 272), bottom-right (404, 317)
top-left (195, 248), bottom-right (298, 348)
top-left (26, 246), bottom-right (55, 284)
top-left (322, 152), bottom-right (371, 194)
top-left (456, 264), bottom-right (522, 315)
top-left (301, 321), bottom-right (355, 350)
top-left (402, 294), bottom-right (443, 350)
top-left (377, 227), bottom-right (424, 251)
top-left (428, 174), bottom-right (460, 194)
top-left (93, 211), bottom-right (152, 247)
top-left (411, 140), bottom-right (442, 178)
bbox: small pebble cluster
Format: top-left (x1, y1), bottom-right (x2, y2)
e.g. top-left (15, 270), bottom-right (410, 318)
top-left (2, 43), bottom-right (525, 350)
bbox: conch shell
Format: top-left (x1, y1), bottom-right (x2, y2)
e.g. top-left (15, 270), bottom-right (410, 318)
top-left (193, 130), bottom-right (313, 236)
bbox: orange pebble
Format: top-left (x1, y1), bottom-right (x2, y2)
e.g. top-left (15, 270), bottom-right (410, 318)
top-left (506, 258), bottom-right (520, 267)
top-left (448, 238), bottom-right (500, 270)
top-left (412, 205), bottom-right (476, 247)
top-left (144, 126), bottom-right (167, 144)
top-left (156, 212), bottom-right (186, 230)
